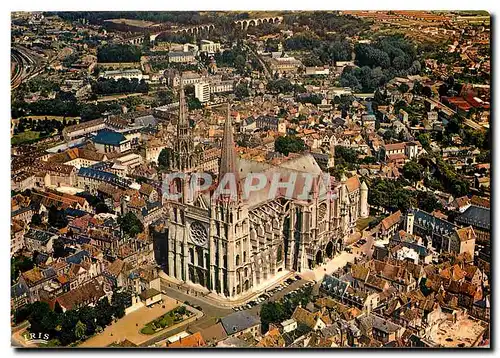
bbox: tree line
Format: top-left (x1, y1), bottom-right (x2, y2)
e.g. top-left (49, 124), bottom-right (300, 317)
top-left (340, 36), bottom-right (422, 92)
top-left (92, 78), bottom-right (148, 95)
top-left (13, 290), bottom-right (131, 346)
top-left (97, 44), bottom-right (142, 63)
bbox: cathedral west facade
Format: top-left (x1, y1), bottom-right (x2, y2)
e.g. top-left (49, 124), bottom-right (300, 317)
top-left (152, 87), bottom-right (369, 300)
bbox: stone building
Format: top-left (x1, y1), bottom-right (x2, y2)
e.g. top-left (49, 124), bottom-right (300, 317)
top-left (152, 104), bottom-right (368, 301)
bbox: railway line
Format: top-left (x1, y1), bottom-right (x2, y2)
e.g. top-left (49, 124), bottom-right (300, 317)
top-left (11, 46), bottom-right (45, 90)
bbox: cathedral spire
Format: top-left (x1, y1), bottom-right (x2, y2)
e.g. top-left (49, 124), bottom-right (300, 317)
top-left (178, 74), bottom-right (189, 133)
top-left (219, 102), bottom-right (238, 180)
top-left (216, 102), bottom-right (241, 203)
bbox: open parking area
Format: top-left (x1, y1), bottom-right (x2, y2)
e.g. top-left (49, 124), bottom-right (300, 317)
top-left (232, 276), bottom-right (313, 313)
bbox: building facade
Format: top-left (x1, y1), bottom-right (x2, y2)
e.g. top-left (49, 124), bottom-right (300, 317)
top-left (153, 104), bottom-right (369, 301)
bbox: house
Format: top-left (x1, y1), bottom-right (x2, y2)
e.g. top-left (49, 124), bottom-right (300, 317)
top-left (455, 205), bottom-right (490, 244)
top-left (357, 314), bottom-right (405, 344)
top-left (199, 322), bottom-right (228, 346)
top-left (446, 226), bottom-right (476, 261)
top-left (220, 310), bottom-right (261, 338)
top-left (450, 196), bottom-right (471, 213)
top-left (379, 211), bottom-right (402, 241)
top-left (168, 332), bottom-right (206, 348)
top-left (54, 279), bottom-right (106, 312)
top-left (291, 306), bottom-right (328, 331)
top-left (256, 327), bottom-right (286, 347)
top-left (92, 130), bottom-right (131, 154)
top-left (11, 220), bottom-right (26, 255)
top-left (168, 51), bottom-right (196, 63)
top-left (24, 228), bottom-right (57, 254)
top-left (139, 288), bottom-right (162, 306)
top-left (18, 266), bottom-right (57, 303)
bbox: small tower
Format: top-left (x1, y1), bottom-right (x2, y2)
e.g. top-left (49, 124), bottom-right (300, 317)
top-left (328, 141), bottom-right (335, 169)
top-left (405, 210), bottom-right (415, 235)
top-left (360, 181), bottom-right (369, 218)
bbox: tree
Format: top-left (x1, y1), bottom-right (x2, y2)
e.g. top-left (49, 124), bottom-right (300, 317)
top-left (59, 310), bottom-right (79, 345)
top-left (95, 202), bottom-right (109, 214)
top-left (158, 148), bottom-right (173, 169)
top-left (118, 212), bottom-right (143, 237)
top-left (417, 191), bottom-right (443, 213)
top-left (78, 306), bottom-right (97, 336)
top-left (274, 136), bottom-right (306, 156)
top-left (11, 255), bottom-right (34, 283)
top-left (187, 97), bottom-right (202, 111)
top-left (234, 54), bottom-right (246, 73)
top-left (111, 290), bottom-right (131, 319)
top-left (422, 86), bottom-right (433, 98)
top-left (234, 83), bottom-right (249, 100)
top-left (75, 320), bottom-right (87, 341)
top-left (48, 205), bottom-right (68, 229)
top-left (402, 160), bottom-right (424, 184)
top-left (52, 238), bottom-right (66, 258)
top-left (27, 302), bottom-right (52, 334)
top-left (97, 44), bottom-right (142, 63)
top-left (438, 83), bottom-right (449, 97)
top-left (260, 302), bottom-right (286, 333)
top-left (399, 83), bottom-right (410, 93)
top-left (95, 298), bottom-right (113, 328)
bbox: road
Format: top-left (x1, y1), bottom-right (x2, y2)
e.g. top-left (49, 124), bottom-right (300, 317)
top-left (160, 282), bottom-right (233, 327)
top-left (245, 44), bottom-right (272, 80)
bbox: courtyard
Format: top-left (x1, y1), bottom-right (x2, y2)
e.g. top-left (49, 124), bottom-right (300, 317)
top-left (80, 295), bottom-right (192, 347)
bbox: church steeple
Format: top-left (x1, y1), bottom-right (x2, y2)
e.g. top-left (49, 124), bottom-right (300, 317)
top-left (167, 74), bottom-right (197, 172)
top-left (217, 103), bottom-right (241, 203)
top-left (178, 76), bottom-right (189, 137)
top-left (219, 103), bottom-right (238, 181)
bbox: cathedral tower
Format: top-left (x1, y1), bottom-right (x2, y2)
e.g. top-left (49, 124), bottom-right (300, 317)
top-left (169, 77), bottom-right (197, 172)
top-left (209, 103), bottom-right (251, 298)
top-left (360, 181), bottom-right (369, 218)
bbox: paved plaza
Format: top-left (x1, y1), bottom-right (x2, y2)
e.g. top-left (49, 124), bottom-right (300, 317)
top-left (80, 295), bottom-right (181, 347)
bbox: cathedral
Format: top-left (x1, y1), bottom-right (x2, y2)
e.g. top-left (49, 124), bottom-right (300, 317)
top-left (152, 87), bottom-right (369, 301)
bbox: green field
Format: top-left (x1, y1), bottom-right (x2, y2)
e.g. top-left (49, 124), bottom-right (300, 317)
top-left (11, 131), bottom-right (40, 146)
top-left (140, 306), bottom-right (190, 335)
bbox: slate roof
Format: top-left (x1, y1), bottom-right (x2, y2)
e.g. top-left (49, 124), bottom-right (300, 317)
top-left (220, 310), bottom-right (260, 335)
top-left (92, 130), bottom-right (127, 146)
top-left (413, 208), bottom-right (457, 235)
top-left (65, 250), bottom-right (90, 265)
top-left (77, 167), bottom-right (132, 188)
top-left (321, 275), bottom-right (350, 297)
top-left (25, 228), bottom-right (55, 243)
top-left (456, 205), bottom-right (490, 231)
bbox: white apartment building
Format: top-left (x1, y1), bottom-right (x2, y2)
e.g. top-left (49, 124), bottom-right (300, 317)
top-left (102, 69), bottom-right (143, 80)
top-left (200, 40), bottom-right (221, 54)
top-left (195, 82), bottom-right (211, 103)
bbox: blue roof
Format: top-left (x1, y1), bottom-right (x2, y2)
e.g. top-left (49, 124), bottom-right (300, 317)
top-left (92, 130), bottom-right (126, 146)
top-left (456, 205), bottom-right (490, 231)
top-left (64, 208), bottom-right (88, 218)
top-left (220, 311), bottom-right (260, 335)
top-left (77, 167), bottom-right (131, 188)
top-left (66, 250), bottom-right (90, 264)
top-left (11, 282), bottom-right (29, 297)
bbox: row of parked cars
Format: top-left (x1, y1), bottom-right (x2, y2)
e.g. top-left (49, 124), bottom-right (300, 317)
top-left (232, 275), bottom-right (303, 312)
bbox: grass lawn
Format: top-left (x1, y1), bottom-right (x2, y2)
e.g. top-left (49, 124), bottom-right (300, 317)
top-left (140, 306), bottom-right (191, 335)
top-left (356, 216), bottom-right (375, 232)
top-left (11, 131), bottom-right (40, 146)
